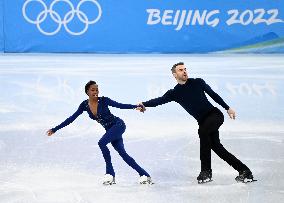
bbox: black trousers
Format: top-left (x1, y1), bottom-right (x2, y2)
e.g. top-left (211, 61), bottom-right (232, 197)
top-left (198, 107), bottom-right (249, 172)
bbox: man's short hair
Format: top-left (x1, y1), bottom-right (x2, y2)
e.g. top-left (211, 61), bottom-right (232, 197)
top-left (171, 62), bottom-right (184, 73)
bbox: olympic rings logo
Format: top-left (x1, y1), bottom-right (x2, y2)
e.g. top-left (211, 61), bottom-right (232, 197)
top-left (22, 0), bottom-right (102, 36)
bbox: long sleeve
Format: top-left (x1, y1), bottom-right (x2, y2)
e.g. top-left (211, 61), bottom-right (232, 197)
top-left (104, 97), bottom-right (137, 109)
top-left (142, 90), bottom-right (174, 107)
top-left (51, 102), bottom-right (84, 133)
top-left (201, 79), bottom-right (230, 110)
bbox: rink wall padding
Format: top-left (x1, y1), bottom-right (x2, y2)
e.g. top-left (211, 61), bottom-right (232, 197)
top-left (1, 0), bottom-right (284, 53)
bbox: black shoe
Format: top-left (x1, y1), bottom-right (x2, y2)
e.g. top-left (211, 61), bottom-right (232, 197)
top-left (235, 170), bottom-right (256, 183)
top-left (197, 169), bottom-right (212, 184)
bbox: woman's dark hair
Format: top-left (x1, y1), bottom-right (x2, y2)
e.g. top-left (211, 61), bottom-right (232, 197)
top-left (85, 80), bottom-right (97, 95)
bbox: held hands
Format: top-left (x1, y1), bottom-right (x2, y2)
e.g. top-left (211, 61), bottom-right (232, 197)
top-left (227, 108), bottom-right (236, 120)
top-left (135, 102), bottom-right (146, 113)
top-left (46, 129), bottom-right (54, 136)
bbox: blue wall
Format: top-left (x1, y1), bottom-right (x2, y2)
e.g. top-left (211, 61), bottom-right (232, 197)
top-left (1, 0), bottom-right (284, 53)
top-left (0, 0), bottom-right (3, 51)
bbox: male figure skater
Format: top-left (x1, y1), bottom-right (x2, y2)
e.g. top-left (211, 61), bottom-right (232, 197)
top-left (139, 62), bottom-right (255, 184)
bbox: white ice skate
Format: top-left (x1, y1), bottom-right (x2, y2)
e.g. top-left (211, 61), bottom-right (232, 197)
top-left (103, 174), bottom-right (116, 185)
top-left (139, 175), bottom-right (154, 185)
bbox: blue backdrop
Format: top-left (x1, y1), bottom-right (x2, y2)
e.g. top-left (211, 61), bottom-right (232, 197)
top-left (1, 0), bottom-right (284, 53)
top-left (0, 0), bottom-right (3, 52)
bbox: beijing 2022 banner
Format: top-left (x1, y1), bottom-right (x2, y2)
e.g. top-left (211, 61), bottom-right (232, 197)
top-left (2, 0), bottom-right (284, 53)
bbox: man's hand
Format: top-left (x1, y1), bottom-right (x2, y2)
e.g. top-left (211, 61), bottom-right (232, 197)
top-left (46, 129), bottom-right (54, 136)
top-left (227, 108), bottom-right (236, 120)
top-left (136, 102), bottom-right (146, 113)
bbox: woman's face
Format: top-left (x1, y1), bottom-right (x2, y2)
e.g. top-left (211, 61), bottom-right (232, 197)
top-left (87, 84), bottom-right (99, 98)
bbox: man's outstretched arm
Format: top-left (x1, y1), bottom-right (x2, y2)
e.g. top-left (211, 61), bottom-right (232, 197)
top-left (139, 90), bottom-right (174, 112)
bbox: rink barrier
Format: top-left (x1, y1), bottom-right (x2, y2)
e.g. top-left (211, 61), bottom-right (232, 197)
top-left (0, 0), bottom-right (284, 53)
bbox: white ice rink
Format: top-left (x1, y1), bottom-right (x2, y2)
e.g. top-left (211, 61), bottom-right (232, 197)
top-left (0, 54), bottom-right (283, 203)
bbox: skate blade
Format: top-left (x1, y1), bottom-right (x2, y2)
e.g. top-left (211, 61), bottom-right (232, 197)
top-left (198, 179), bottom-right (213, 184)
top-left (236, 178), bottom-right (257, 183)
top-left (140, 181), bottom-right (154, 185)
top-left (103, 181), bottom-right (116, 186)
top-left (243, 179), bottom-right (257, 183)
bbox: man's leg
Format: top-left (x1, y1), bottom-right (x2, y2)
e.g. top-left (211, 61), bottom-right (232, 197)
top-left (210, 125), bottom-right (255, 182)
top-left (199, 108), bottom-right (254, 182)
top-left (211, 130), bottom-right (249, 172)
top-left (198, 109), bottom-right (224, 171)
top-left (198, 127), bottom-right (212, 171)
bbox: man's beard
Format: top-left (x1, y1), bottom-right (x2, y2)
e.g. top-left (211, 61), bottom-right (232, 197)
top-left (180, 75), bottom-right (188, 81)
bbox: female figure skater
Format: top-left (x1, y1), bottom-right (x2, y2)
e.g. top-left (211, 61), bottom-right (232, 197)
top-left (46, 80), bottom-right (152, 185)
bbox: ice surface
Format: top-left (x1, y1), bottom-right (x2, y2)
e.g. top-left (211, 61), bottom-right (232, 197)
top-left (0, 54), bottom-right (283, 203)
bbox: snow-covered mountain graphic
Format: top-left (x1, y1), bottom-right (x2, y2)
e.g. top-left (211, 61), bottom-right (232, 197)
top-left (217, 32), bottom-right (284, 53)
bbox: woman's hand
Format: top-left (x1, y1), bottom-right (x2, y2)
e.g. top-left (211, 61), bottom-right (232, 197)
top-left (46, 129), bottom-right (54, 136)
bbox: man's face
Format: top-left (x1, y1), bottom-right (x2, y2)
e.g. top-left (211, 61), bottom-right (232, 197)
top-left (173, 65), bottom-right (188, 81)
top-left (87, 84), bottom-right (99, 98)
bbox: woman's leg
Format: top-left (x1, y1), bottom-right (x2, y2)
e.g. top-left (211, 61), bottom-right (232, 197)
top-left (98, 123), bottom-right (125, 176)
top-left (111, 138), bottom-right (150, 177)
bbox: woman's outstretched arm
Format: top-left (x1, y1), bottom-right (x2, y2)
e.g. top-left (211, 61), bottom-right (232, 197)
top-left (104, 97), bottom-right (139, 110)
top-left (47, 102), bottom-right (85, 136)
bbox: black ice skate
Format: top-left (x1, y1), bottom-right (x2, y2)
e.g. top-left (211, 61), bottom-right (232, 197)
top-left (235, 170), bottom-right (257, 183)
top-left (197, 169), bottom-right (212, 184)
